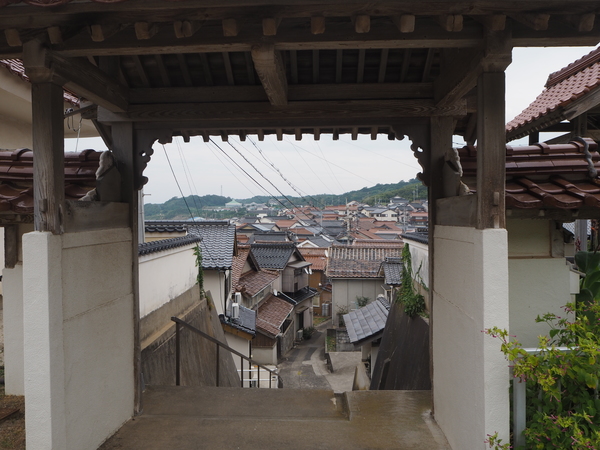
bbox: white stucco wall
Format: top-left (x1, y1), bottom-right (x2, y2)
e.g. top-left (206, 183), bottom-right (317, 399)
top-left (139, 244), bottom-right (198, 319)
top-left (331, 278), bottom-right (384, 326)
top-left (253, 344), bottom-right (277, 366)
top-left (432, 226), bottom-right (509, 450)
top-left (509, 258), bottom-right (571, 348)
top-left (204, 270), bottom-right (228, 316)
top-left (224, 332), bottom-right (251, 383)
top-left (3, 264), bottom-right (23, 395)
top-left (23, 229), bottom-right (134, 450)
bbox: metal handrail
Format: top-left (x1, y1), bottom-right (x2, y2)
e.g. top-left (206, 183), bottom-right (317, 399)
top-left (171, 316), bottom-right (283, 389)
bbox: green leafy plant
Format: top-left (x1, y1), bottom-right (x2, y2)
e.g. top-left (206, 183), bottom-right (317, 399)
top-left (356, 296), bottom-right (370, 308)
top-left (303, 326), bottom-right (315, 340)
top-left (337, 305), bottom-right (349, 328)
top-left (193, 244), bottom-right (205, 294)
top-left (485, 297), bottom-right (600, 449)
top-left (396, 244), bottom-right (426, 317)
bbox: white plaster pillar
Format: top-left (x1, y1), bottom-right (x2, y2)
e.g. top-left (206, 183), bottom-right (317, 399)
top-left (3, 264), bottom-right (24, 395)
top-left (432, 226), bottom-right (510, 449)
top-left (23, 231), bottom-right (67, 450)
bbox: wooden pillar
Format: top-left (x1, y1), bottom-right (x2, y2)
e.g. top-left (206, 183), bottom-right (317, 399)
top-left (429, 116), bottom-right (454, 408)
top-left (110, 123), bottom-right (142, 414)
top-left (31, 82), bottom-right (65, 234)
top-left (476, 72), bottom-right (506, 229)
top-left (23, 40), bottom-right (65, 234)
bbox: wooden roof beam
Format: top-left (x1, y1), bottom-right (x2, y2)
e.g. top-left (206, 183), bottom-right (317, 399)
top-left (88, 23), bottom-right (125, 42)
top-left (436, 15), bottom-right (463, 32)
top-left (135, 22), bottom-right (158, 40)
top-left (392, 15), bottom-right (415, 33)
top-left (222, 18), bottom-right (240, 37)
top-left (472, 14), bottom-right (506, 31)
top-left (23, 40), bottom-right (129, 113)
top-left (174, 20), bottom-right (203, 39)
top-left (311, 16), bottom-right (325, 35)
top-left (353, 15), bottom-right (370, 34)
top-left (434, 30), bottom-right (512, 108)
top-left (563, 13), bottom-right (595, 32)
top-left (251, 43), bottom-right (288, 106)
top-left (4, 29), bottom-right (21, 47)
top-left (509, 14), bottom-right (550, 30)
top-left (47, 26), bottom-right (63, 45)
top-left (263, 17), bottom-right (281, 36)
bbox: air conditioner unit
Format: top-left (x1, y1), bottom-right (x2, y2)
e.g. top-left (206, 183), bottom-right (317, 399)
top-left (231, 303), bottom-right (240, 320)
top-left (234, 292), bottom-right (242, 303)
top-left (297, 329), bottom-right (303, 340)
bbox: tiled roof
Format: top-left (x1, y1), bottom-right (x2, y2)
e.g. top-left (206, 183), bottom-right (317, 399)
top-left (256, 294), bottom-right (293, 338)
top-left (352, 239), bottom-right (404, 247)
top-left (145, 223), bottom-right (187, 233)
top-left (0, 149), bottom-right (99, 213)
top-left (380, 257), bottom-right (403, 286)
top-left (187, 221), bottom-right (236, 270)
top-left (0, 59), bottom-right (80, 105)
top-left (237, 269), bottom-right (279, 297)
top-left (506, 46), bottom-right (600, 140)
top-left (344, 297), bottom-right (391, 344)
top-left (298, 248), bottom-right (328, 271)
top-left (458, 138), bottom-right (600, 211)
top-left (327, 244), bottom-right (403, 278)
top-left (231, 245), bottom-right (251, 289)
top-left (220, 305), bottom-right (256, 336)
top-left (251, 242), bottom-right (299, 270)
top-left (138, 235), bottom-right (202, 256)
top-left (401, 233), bottom-right (429, 245)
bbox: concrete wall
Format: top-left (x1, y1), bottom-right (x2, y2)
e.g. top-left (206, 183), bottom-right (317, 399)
top-left (141, 286), bottom-right (239, 388)
top-left (2, 223), bottom-right (34, 395)
top-left (139, 244), bottom-right (198, 319)
top-left (23, 228), bottom-right (134, 450)
top-left (331, 278), bottom-right (384, 326)
top-left (3, 264), bottom-right (23, 395)
top-left (432, 226), bottom-right (509, 450)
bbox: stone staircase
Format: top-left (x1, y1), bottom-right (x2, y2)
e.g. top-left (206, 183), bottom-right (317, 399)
top-left (99, 386), bottom-right (450, 450)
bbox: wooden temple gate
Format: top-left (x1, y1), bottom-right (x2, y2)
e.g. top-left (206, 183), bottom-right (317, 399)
top-left (0, 1), bottom-right (599, 448)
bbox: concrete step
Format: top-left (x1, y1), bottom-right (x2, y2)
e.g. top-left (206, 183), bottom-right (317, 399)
top-left (141, 385), bottom-right (345, 420)
top-left (100, 388), bottom-right (451, 450)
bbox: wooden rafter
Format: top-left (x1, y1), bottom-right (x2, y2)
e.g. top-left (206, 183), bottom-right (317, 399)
top-left (251, 43), bottom-right (288, 105)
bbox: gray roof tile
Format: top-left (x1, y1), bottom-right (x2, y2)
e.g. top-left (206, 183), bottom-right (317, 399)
top-left (187, 221), bottom-right (236, 270)
top-left (251, 242), bottom-right (299, 270)
top-left (381, 257), bottom-right (403, 285)
top-left (344, 297), bottom-right (391, 344)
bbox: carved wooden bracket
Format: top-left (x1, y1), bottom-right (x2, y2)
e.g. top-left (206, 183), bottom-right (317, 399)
top-left (391, 121), bottom-right (431, 186)
top-left (135, 130), bottom-right (173, 190)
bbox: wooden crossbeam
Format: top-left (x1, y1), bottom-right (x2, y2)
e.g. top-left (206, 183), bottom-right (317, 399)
top-left (510, 13), bottom-right (550, 30)
top-left (24, 41), bottom-right (128, 112)
top-left (472, 14), bottom-right (506, 31)
top-left (436, 15), bottom-right (463, 32)
top-left (564, 13), bottom-right (596, 32)
top-left (47, 26), bottom-right (63, 44)
top-left (434, 30), bottom-right (511, 107)
top-left (222, 18), bottom-right (239, 37)
top-left (4, 29), bottom-right (21, 47)
top-left (354, 15), bottom-right (371, 34)
top-left (251, 43), bottom-right (288, 106)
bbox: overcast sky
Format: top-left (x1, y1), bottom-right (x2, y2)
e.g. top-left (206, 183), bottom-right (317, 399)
top-left (64, 46), bottom-right (599, 205)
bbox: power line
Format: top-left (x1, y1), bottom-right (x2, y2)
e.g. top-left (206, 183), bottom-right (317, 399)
top-left (162, 144), bottom-right (195, 220)
top-left (246, 137), bottom-right (326, 209)
top-left (174, 137), bottom-right (201, 217)
top-left (314, 140), bottom-right (345, 192)
top-left (208, 138), bottom-right (292, 212)
top-left (205, 143), bottom-right (261, 199)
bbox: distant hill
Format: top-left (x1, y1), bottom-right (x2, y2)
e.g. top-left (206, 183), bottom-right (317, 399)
top-left (143, 180), bottom-right (427, 219)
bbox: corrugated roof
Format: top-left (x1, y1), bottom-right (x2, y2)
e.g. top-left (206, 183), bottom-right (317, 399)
top-left (256, 294), bottom-right (293, 338)
top-left (327, 244), bottom-right (402, 278)
top-left (344, 297), bottom-right (391, 344)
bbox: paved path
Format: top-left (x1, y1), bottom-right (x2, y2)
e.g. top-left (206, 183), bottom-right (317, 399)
top-left (278, 320), bottom-right (361, 393)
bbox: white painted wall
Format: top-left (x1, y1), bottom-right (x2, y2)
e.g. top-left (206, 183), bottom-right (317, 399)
top-left (331, 278), bottom-right (384, 326)
top-left (204, 270), bottom-right (227, 316)
top-left (224, 332), bottom-right (251, 383)
top-left (139, 244), bottom-right (198, 319)
top-left (253, 345), bottom-right (277, 366)
top-left (509, 258), bottom-right (571, 348)
top-left (23, 228), bottom-right (134, 450)
top-left (3, 264), bottom-right (23, 395)
top-left (432, 226), bottom-right (509, 450)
